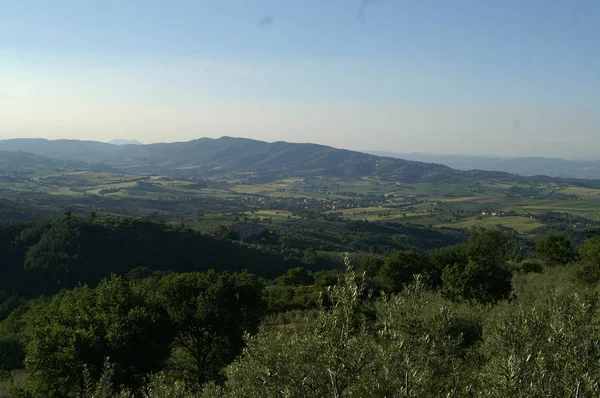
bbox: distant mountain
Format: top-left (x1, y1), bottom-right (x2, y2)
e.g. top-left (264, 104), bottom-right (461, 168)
top-left (0, 137), bottom-right (461, 183)
top-left (109, 139), bottom-right (143, 145)
top-left (1, 137), bottom-right (598, 186)
top-left (367, 151), bottom-right (600, 180)
top-left (0, 139), bottom-right (119, 163)
top-left (0, 151), bottom-right (119, 173)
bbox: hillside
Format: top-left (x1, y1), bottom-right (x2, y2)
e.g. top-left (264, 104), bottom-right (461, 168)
top-left (368, 151), bottom-right (600, 180)
top-left (0, 151), bottom-right (119, 174)
top-left (3, 137), bottom-right (600, 187)
top-left (0, 137), bottom-right (460, 183)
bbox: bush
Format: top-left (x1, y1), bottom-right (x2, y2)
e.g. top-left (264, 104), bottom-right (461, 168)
top-left (535, 234), bottom-right (576, 266)
top-left (520, 259), bottom-right (544, 273)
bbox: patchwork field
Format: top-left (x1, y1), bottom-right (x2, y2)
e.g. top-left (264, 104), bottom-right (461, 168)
top-left (3, 169), bottom-right (600, 236)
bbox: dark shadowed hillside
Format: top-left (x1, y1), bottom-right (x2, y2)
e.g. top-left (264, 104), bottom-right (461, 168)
top-left (0, 151), bottom-right (119, 174)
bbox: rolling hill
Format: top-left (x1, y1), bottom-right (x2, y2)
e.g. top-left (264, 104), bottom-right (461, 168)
top-left (0, 137), bottom-right (461, 183)
top-left (1, 137), bottom-right (598, 187)
top-left (0, 151), bottom-right (119, 174)
top-left (368, 151), bottom-right (600, 180)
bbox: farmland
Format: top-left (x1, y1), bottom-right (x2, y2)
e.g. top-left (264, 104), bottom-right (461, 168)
top-left (1, 161), bottom-right (600, 242)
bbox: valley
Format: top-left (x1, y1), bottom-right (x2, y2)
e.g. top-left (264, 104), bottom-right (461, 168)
top-left (0, 138), bottom-right (599, 246)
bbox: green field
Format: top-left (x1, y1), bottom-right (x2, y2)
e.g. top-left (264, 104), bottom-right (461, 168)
top-left (439, 216), bottom-right (544, 233)
top-left (4, 169), bottom-right (600, 235)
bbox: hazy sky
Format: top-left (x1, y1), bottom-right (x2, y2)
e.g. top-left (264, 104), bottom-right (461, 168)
top-left (1, 0), bottom-right (599, 158)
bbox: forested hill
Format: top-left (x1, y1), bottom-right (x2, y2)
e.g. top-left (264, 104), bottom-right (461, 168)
top-left (0, 137), bottom-right (462, 183)
top-left (0, 151), bottom-right (118, 174)
top-left (0, 213), bottom-right (304, 299)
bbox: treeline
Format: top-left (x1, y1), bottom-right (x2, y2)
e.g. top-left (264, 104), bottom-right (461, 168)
top-left (207, 216), bottom-right (469, 255)
top-left (0, 213), bottom-right (304, 300)
top-left (0, 271), bottom-right (264, 397)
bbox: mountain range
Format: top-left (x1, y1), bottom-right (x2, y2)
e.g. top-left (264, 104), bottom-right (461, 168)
top-left (0, 137), bottom-right (461, 183)
top-left (0, 136), bottom-right (596, 186)
top-left (0, 150), bottom-right (119, 174)
top-left (367, 151), bottom-right (600, 180)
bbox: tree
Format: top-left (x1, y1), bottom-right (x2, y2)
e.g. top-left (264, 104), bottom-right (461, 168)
top-left (358, 256), bottom-right (383, 279)
top-left (535, 234), bottom-right (575, 266)
top-left (313, 269), bottom-right (342, 289)
top-left (0, 334), bottom-right (24, 371)
top-left (208, 257), bottom-right (479, 398)
top-left (207, 255), bottom-right (379, 398)
top-left (277, 267), bottom-right (314, 286)
top-left (158, 271), bottom-right (265, 387)
top-left (379, 250), bottom-right (428, 292)
top-left (441, 227), bottom-right (512, 304)
top-left (22, 276), bottom-right (174, 397)
top-left (441, 259), bottom-right (511, 304)
top-left (428, 245), bottom-right (468, 288)
top-left (302, 248), bottom-right (317, 265)
top-left (224, 230), bottom-right (241, 241)
top-left (465, 227), bottom-right (509, 268)
top-left (481, 289), bottom-right (600, 396)
top-left (575, 237), bottom-right (600, 284)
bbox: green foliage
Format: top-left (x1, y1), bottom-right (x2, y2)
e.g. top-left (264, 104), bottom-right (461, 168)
top-left (302, 247), bottom-right (317, 265)
top-left (520, 259), bottom-right (544, 273)
top-left (481, 289), bottom-right (600, 397)
top-left (378, 250), bottom-right (428, 292)
top-left (428, 244), bottom-right (468, 287)
top-left (536, 233), bottom-right (576, 266)
top-left (222, 230), bottom-right (240, 241)
top-left (204, 262), bottom-right (600, 397)
top-left (442, 259), bottom-right (512, 304)
top-left (0, 293), bottom-right (26, 322)
top-left (263, 285), bottom-right (321, 312)
top-left (7, 210), bottom-right (600, 396)
top-left (269, 218), bottom-right (465, 256)
top-left (211, 254), bottom-right (378, 397)
top-left (276, 267), bottom-right (314, 286)
top-left (357, 255), bottom-right (383, 279)
top-left (0, 215), bottom-right (302, 299)
top-left (157, 271), bottom-right (265, 387)
top-left (441, 227), bottom-right (512, 304)
top-left (212, 258), bottom-right (486, 397)
top-left (312, 269), bottom-right (342, 289)
top-left (576, 237), bottom-right (600, 285)
top-left (5, 247), bottom-right (600, 396)
top-left (0, 334), bottom-right (24, 371)
top-left (22, 276), bottom-right (174, 397)
top-left (465, 226), bottom-right (509, 267)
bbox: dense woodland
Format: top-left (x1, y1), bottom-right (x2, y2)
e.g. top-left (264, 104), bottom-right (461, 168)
top-left (1, 211), bottom-right (600, 396)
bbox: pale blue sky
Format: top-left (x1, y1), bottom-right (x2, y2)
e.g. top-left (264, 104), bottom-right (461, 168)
top-left (0, 0), bottom-right (599, 158)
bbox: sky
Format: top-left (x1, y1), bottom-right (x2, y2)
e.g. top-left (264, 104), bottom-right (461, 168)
top-left (0, 0), bottom-right (599, 159)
